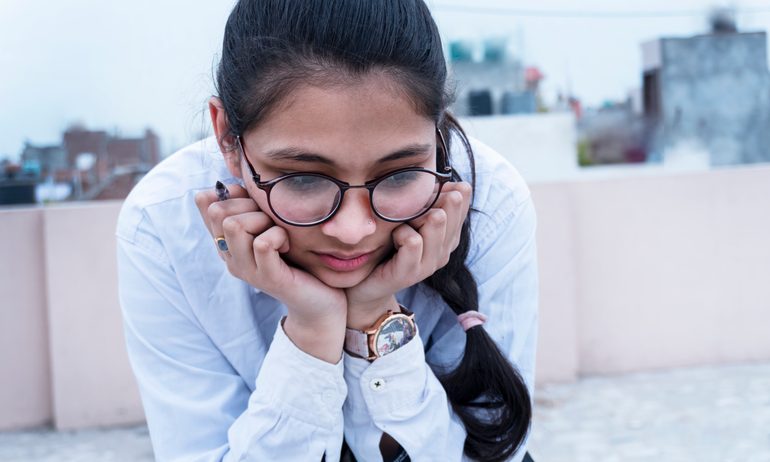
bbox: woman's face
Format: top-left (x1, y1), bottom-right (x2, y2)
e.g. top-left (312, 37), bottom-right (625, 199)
top-left (235, 74), bottom-right (437, 289)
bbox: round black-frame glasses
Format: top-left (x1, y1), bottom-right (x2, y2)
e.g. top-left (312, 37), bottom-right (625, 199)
top-left (236, 129), bottom-right (453, 227)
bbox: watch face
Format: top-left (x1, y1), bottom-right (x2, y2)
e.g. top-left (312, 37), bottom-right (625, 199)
top-left (374, 316), bottom-right (416, 357)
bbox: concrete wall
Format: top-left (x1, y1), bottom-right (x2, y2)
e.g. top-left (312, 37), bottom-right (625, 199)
top-left (532, 163), bottom-right (770, 383)
top-left (570, 165), bottom-right (770, 373)
top-left (529, 184), bottom-right (580, 384)
top-left (0, 202), bottom-right (143, 431)
top-left (43, 202), bottom-right (144, 430)
top-left (1, 164), bottom-right (770, 429)
top-left (659, 32), bottom-right (770, 165)
top-left (460, 112), bottom-right (579, 183)
top-left (0, 207), bottom-right (51, 431)
top-left (450, 59), bottom-right (525, 116)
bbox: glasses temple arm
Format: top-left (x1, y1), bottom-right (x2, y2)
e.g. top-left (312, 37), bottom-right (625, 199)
top-left (436, 128), bottom-right (452, 174)
top-left (236, 136), bottom-right (262, 182)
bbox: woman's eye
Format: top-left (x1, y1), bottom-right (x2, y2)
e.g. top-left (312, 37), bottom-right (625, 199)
top-left (281, 175), bottom-right (327, 192)
top-left (381, 171), bottom-right (419, 188)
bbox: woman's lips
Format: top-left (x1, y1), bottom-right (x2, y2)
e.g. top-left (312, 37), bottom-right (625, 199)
top-left (316, 250), bottom-right (376, 272)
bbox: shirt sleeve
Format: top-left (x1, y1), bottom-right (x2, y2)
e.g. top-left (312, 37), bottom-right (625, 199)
top-left (342, 334), bottom-right (466, 461)
top-left (117, 233), bottom-right (348, 462)
top-left (341, 192), bottom-right (538, 462)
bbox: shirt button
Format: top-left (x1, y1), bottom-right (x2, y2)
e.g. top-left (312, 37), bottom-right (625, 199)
top-left (369, 378), bottom-right (386, 391)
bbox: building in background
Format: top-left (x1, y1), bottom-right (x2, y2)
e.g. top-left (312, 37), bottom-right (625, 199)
top-left (63, 126), bottom-right (160, 200)
top-left (0, 161), bottom-right (37, 205)
top-left (577, 9), bottom-right (770, 167)
top-left (448, 38), bottom-right (544, 117)
top-left (642, 11), bottom-right (770, 166)
top-left (1, 125), bottom-right (161, 205)
top-left (577, 100), bottom-right (649, 166)
top-left (63, 126), bottom-right (160, 184)
top-left (19, 144), bottom-right (68, 180)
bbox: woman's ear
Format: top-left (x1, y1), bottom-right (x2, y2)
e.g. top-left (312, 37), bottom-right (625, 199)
top-left (209, 96), bottom-right (242, 179)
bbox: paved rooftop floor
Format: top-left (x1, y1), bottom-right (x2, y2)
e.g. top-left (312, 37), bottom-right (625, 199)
top-left (528, 361), bottom-right (770, 462)
top-left (1, 361), bottom-right (769, 461)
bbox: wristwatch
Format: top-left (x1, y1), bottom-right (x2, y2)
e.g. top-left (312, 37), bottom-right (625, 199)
top-left (344, 305), bottom-right (418, 361)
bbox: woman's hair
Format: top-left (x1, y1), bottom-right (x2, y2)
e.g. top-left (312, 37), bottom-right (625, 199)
top-left (215, 1), bottom-right (531, 460)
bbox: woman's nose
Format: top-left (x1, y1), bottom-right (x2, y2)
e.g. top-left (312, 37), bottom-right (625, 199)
top-left (320, 189), bottom-right (376, 245)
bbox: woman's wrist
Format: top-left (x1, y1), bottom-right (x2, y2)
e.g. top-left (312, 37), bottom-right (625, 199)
top-left (346, 295), bottom-right (400, 331)
top-left (283, 312), bottom-right (346, 364)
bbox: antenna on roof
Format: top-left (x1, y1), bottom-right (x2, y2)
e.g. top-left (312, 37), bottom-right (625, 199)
top-left (709, 7), bottom-right (737, 34)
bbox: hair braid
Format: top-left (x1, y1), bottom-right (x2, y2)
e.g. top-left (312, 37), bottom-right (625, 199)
top-left (422, 115), bottom-right (532, 461)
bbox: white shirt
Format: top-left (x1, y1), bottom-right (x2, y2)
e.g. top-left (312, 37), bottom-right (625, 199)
top-left (116, 135), bottom-right (538, 462)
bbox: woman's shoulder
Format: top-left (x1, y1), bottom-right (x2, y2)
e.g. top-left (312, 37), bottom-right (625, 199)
top-left (116, 136), bottom-right (231, 246)
top-left (464, 135), bottom-right (531, 212)
top-left (455, 135), bottom-right (536, 264)
top-left (123, 136), bottom-right (227, 210)
top-left (456, 135), bottom-right (532, 220)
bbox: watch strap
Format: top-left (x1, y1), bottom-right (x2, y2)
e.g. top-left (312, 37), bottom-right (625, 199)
top-left (344, 326), bottom-right (371, 359)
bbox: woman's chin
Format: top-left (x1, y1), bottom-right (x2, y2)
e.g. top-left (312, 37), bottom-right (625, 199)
top-left (312, 266), bottom-right (372, 289)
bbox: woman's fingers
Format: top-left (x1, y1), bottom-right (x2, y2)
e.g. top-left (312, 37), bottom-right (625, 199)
top-left (252, 225), bottom-right (293, 292)
top-left (417, 208), bottom-right (448, 268)
top-left (384, 223), bottom-right (424, 283)
top-left (432, 181), bottom-right (471, 251)
top-left (194, 183), bottom-right (252, 238)
top-left (208, 198), bottom-right (261, 243)
top-left (405, 181), bottom-right (470, 271)
top-left (222, 211), bottom-right (274, 268)
top-left (194, 183), bottom-right (250, 214)
top-left (195, 182), bottom-right (346, 323)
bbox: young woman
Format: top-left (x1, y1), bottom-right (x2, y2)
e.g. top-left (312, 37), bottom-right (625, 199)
top-left (117, 1), bottom-right (538, 461)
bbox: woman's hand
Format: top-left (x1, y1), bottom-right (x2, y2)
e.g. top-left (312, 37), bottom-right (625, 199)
top-left (195, 184), bottom-right (347, 362)
top-left (345, 181), bottom-right (472, 329)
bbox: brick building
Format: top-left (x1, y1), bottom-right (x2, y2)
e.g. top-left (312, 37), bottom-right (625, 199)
top-left (63, 126), bottom-right (160, 184)
top-left (15, 126), bottom-right (161, 202)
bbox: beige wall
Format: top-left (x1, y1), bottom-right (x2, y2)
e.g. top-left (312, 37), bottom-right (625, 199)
top-left (567, 166), bottom-right (770, 374)
top-left (43, 202), bottom-right (144, 430)
top-left (0, 207), bottom-right (51, 430)
top-left (0, 202), bottom-right (143, 431)
top-left (529, 184), bottom-right (580, 384)
top-left (531, 164), bottom-right (770, 382)
top-left (1, 164), bottom-right (770, 429)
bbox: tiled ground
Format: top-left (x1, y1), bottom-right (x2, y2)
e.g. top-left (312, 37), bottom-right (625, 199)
top-left (528, 362), bottom-right (770, 462)
top-left (0, 425), bottom-right (153, 462)
top-left (1, 362), bottom-right (769, 461)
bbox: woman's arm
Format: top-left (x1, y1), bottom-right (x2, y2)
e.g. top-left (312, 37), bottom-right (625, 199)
top-left (342, 333), bottom-right (465, 461)
top-left (118, 235), bottom-right (348, 461)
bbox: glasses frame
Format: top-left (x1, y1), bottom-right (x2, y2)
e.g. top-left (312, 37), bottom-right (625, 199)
top-left (237, 128), bottom-right (453, 227)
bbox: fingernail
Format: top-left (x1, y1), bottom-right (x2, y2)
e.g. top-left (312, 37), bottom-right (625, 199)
top-left (215, 181), bottom-right (230, 201)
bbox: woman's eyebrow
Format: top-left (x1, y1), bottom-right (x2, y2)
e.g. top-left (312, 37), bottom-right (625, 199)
top-left (264, 143), bottom-right (433, 166)
top-left (265, 147), bottom-right (335, 166)
top-left (378, 143), bottom-right (433, 163)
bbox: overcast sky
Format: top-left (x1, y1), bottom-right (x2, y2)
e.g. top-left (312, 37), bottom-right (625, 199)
top-left (2, 0), bottom-right (770, 160)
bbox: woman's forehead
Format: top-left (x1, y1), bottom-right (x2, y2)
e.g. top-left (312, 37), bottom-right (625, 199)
top-left (243, 77), bottom-right (436, 168)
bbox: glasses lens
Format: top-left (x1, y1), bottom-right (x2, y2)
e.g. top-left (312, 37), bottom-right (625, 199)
top-left (270, 175), bottom-right (341, 224)
top-left (372, 170), bottom-right (441, 220)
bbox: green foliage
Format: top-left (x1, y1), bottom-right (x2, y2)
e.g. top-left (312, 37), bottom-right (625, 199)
top-left (577, 139), bottom-right (593, 166)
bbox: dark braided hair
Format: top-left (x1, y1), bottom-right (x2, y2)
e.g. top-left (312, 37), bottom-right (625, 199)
top-left (215, 1), bottom-right (532, 460)
top-left (430, 114), bottom-right (532, 461)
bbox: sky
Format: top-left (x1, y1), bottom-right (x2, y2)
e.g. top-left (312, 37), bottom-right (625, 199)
top-left (2, 0), bottom-right (770, 160)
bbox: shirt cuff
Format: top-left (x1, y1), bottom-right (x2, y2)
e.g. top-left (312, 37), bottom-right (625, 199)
top-left (343, 333), bottom-right (430, 416)
top-left (253, 319), bottom-right (347, 428)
